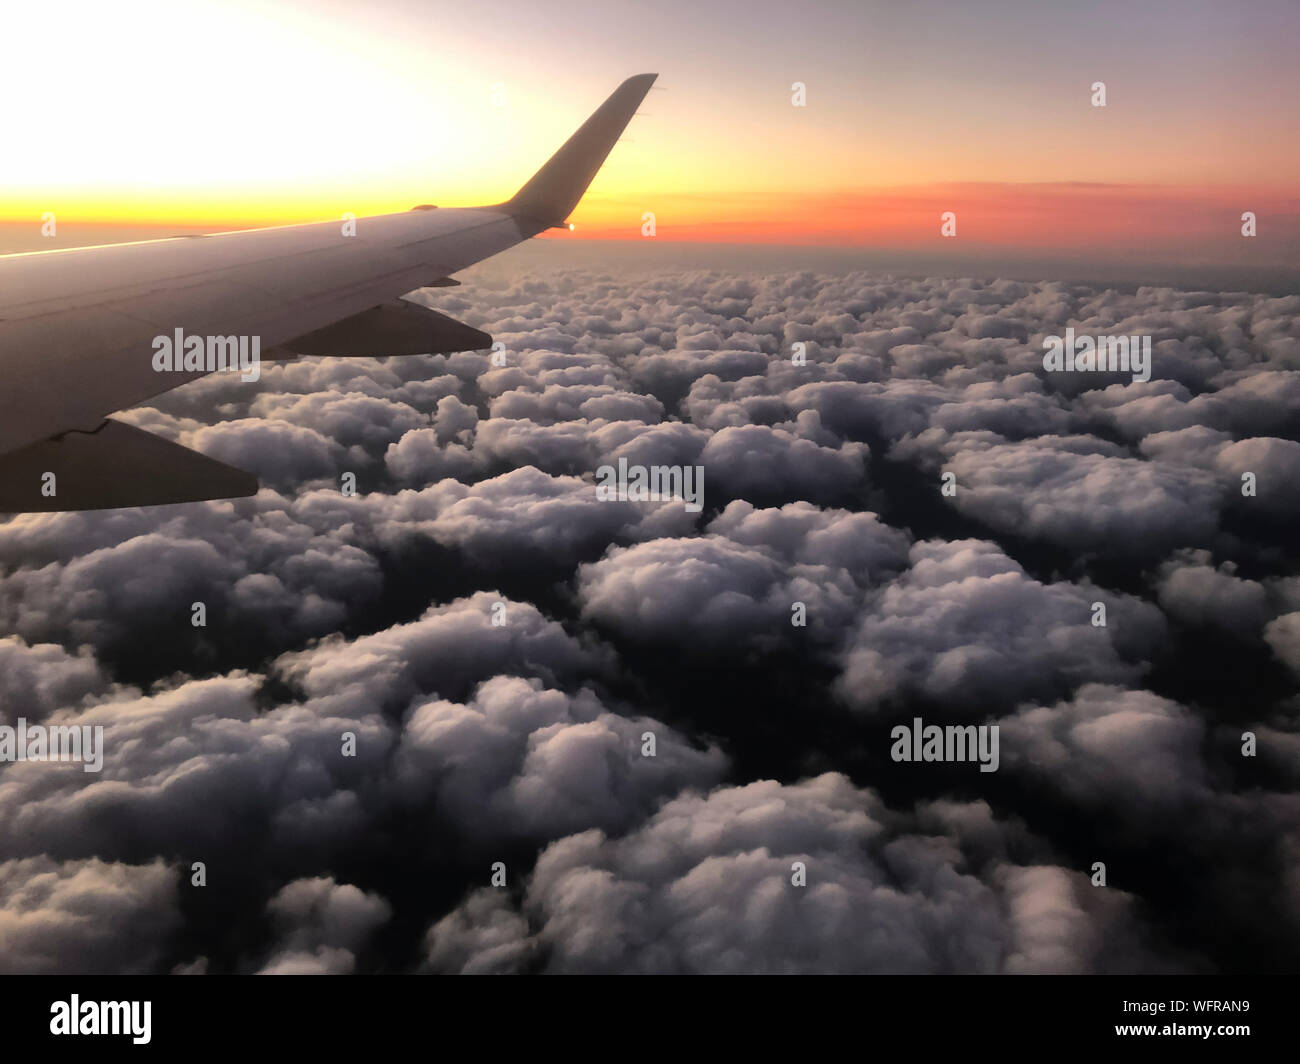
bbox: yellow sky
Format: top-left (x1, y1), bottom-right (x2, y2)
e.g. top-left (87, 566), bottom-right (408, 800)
top-left (3, 0), bottom-right (1297, 258)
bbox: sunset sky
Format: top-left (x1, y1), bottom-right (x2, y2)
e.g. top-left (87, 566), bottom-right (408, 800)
top-left (3, 0), bottom-right (1296, 262)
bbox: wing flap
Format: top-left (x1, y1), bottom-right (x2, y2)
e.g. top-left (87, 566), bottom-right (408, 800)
top-left (0, 419), bottom-right (258, 513)
top-left (271, 300), bottom-right (492, 359)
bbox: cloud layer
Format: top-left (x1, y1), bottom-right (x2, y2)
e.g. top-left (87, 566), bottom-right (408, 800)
top-left (0, 267), bottom-right (1295, 973)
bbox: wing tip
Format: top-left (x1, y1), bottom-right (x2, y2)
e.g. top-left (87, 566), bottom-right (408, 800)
top-left (503, 73), bottom-right (660, 228)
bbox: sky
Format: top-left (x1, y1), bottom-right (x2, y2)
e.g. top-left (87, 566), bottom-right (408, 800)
top-left (1, 0), bottom-right (1296, 264)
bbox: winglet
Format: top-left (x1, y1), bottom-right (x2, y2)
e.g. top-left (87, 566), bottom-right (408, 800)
top-left (503, 74), bottom-right (657, 231)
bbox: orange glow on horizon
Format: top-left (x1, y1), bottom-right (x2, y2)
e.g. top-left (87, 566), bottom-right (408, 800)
top-left (2, 1), bottom-right (1295, 263)
top-left (3, 181), bottom-right (1296, 261)
top-left (560, 183), bottom-right (1300, 258)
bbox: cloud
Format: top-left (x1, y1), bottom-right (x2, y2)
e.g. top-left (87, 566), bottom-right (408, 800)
top-left (426, 774), bottom-right (1177, 974)
top-left (395, 675), bottom-right (726, 842)
top-left (0, 674), bottom-right (393, 864)
top-left (0, 266), bottom-right (1295, 975)
top-left (577, 502), bottom-right (909, 650)
top-left (373, 467), bottom-right (697, 567)
top-left (997, 684), bottom-right (1208, 809)
top-left (275, 592), bottom-right (614, 711)
top-left (257, 877), bottom-right (391, 975)
top-left (1264, 613), bottom-right (1300, 679)
top-left (700, 424), bottom-right (868, 503)
top-left (1154, 550), bottom-right (1273, 632)
top-left (0, 638), bottom-right (111, 724)
top-left (0, 857), bottom-right (180, 974)
top-left (836, 539), bottom-right (1166, 711)
top-left (0, 495), bottom-right (383, 653)
top-left (892, 431), bottom-right (1223, 554)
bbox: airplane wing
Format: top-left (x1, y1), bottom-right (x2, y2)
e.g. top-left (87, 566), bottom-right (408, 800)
top-left (0, 73), bottom-right (657, 513)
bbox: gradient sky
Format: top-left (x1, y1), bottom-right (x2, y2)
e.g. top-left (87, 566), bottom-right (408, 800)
top-left (3, 0), bottom-right (1297, 262)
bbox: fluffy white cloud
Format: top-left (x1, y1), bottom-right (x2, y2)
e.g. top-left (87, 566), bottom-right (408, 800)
top-left (427, 774), bottom-right (1176, 974)
top-left (1, 265), bottom-right (1295, 975)
top-left (836, 540), bottom-right (1165, 710)
top-left (0, 857), bottom-right (180, 974)
top-left (258, 877), bottom-right (391, 975)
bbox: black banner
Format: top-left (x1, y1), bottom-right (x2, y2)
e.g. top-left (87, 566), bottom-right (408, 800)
top-left (1, 975), bottom-right (1287, 1053)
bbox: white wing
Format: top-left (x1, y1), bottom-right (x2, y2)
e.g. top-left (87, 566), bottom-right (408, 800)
top-left (0, 73), bottom-right (657, 511)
